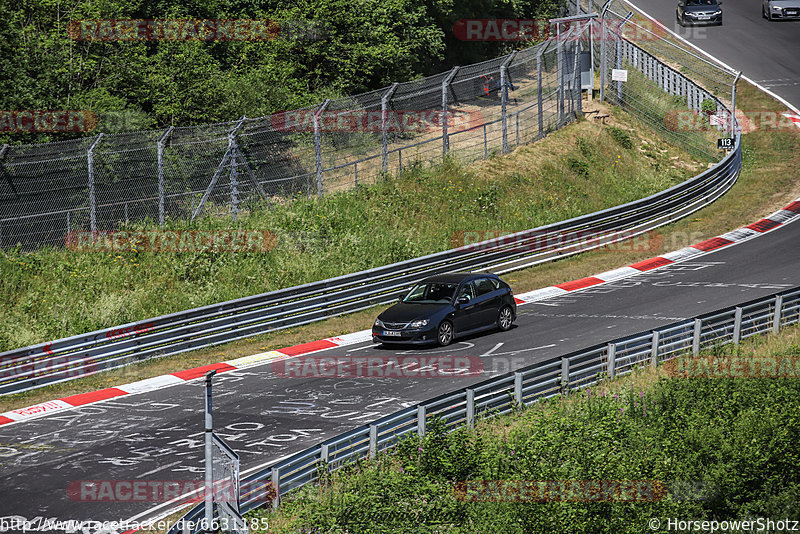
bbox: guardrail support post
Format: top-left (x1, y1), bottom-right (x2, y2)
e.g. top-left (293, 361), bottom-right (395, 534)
top-left (692, 318), bottom-right (702, 355)
top-left (87, 134), bottom-right (104, 234)
top-left (773, 295), bottom-right (783, 334)
top-left (157, 126), bottom-right (173, 226)
top-left (320, 443), bottom-right (330, 466)
top-left (650, 330), bottom-right (660, 367)
top-left (442, 67), bottom-right (460, 157)
top-left (271, 467), bottom-right (280, 510)
top-left (514, 372), bottom-right (523, 407)
top-left (369, 424), bottom-right (377, 459)
top-left (417, 405), bottom-right (426, 437)
top-left (732, 307), bottom-right (743, 344)
top-left (314, 101), bottom-right (330, 198)
top-left (607, 343), bottom-right (616, 379)
top-left (560, 357), bottom-right (569, 394)
top-left (381, 84), bottom-right (398, 175)
top-left (466, 389), bottom-right (475, 428)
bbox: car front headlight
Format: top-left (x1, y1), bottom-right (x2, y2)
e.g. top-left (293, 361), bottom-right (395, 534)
top-left (374, 318), bottom-right (384, 328)
top-left (772, 5), bottom-right (782, 9)
top-left (409, 319), bottom-right (429, 329)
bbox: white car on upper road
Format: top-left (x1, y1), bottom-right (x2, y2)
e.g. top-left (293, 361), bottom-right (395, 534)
top-left (763, 0), bottom-right (800, 20)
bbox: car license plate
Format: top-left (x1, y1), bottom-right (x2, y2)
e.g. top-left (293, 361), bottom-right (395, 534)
top-left (699, 15), bottom-right (711, 19)
top-left (383, 330), bottom-right (402, 337)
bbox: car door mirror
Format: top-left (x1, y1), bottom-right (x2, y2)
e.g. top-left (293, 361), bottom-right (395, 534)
top-left (457, 295), bottom-right (470, 305)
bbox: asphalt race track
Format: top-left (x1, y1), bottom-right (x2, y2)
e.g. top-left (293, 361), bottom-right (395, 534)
top-left (627, 0), bottom-right (800, 107)
top-left (1, 3), bottom-right (799, 529)
top-left (2, 220), bottom-right (800, 526)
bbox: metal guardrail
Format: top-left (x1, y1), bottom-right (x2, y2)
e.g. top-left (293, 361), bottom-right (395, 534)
top-left (167, 286), bottom-right (800, 533)
top-left (0, 34), bottom-right (742, 396)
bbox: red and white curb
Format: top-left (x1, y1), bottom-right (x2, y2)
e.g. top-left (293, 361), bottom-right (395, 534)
top-left (2, 198), bottom-right (799, 427)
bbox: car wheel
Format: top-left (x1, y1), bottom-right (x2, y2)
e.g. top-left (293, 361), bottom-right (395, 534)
top-left (677, 11), bottom-right (684, 25)
top-left (497, 306), bottom-right (514, 332)
top-left (762, 6), bottom-right (767, 18)
top-left (437, 320), bottom-right (453, 346)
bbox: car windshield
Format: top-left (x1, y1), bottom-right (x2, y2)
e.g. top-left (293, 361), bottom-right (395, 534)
top-left (402, 283), bottom-right (458, 304)
top-left (685, 0), bottom-right (718, 5)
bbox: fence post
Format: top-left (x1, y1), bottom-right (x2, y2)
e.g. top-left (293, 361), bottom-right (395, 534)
top-left (87, 134), bottom-right (104, 234)
top-left (561, 357), bottom-right (569, 393)
top-left (773, 295), bottom-right (783, 334)
top-left (607, 343), bottom-right (616, 378)
top-left (537, 45), bottom-right (545, 138)
top-left (313, 101), bottom-right (330, 198)
top-left (417, 405), bottom-right (426, 437)
top-left (381, 84), bottom-right (399, 174)
top-left (369, 424), bottom-right (377, 459)
top-left (573, 35), bottom-right (582, 117)
top-left (732, 307), bottom-right (743, 344)
top-left (500, 51), bottom-right (517, 154)
top-left (650, 330), bottom-right (660, 367)
top-left (192, 119), bottom-right (245, 221)
top-left (615, 13), bottom-right (633, 106)
top-left (466, 388), bottom-right (475, 428)
top-left (157, 126), bottom-right (173, 226)
top-left (599, 0), bottom-right (612, 102)
top-left (575, 35), bottom-right (582, 116)
top-left (442, 67), bottom-right (460, 157)
top-left (731, 71), bottom-right (742, 139)
top-left (514, 372), bottom-right (523, 407)
top-left (271, 467), bottom-right (280, 510)
top-left (557, 33), bottom-right (564, 124)
top-left (692, 318), bottom-right (702, 355)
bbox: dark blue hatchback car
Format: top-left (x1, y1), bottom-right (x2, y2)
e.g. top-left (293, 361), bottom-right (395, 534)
top-left (372, 272), bottom-right (517, 346)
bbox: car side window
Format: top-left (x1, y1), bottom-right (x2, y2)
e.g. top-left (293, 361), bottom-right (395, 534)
top-left (458, 282), bottom-right (475, 301)
top-left (474, 277), bottom-right (495, 297)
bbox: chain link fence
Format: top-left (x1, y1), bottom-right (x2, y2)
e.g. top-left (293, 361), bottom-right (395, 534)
top-left (1, 33), bottom-right (584, 250)
top-left (586, 0), bottom-right (739, 160)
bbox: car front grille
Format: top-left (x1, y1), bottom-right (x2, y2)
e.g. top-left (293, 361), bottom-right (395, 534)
top-left (382, 322), bottom-right (409, 329)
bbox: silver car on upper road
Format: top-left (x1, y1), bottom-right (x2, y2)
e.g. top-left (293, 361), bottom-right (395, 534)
top-left (763, 0), bottom-right (800, 19)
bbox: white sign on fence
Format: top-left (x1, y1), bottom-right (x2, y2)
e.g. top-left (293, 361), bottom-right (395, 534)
top-left (612, 69), bottom-right (628, 82)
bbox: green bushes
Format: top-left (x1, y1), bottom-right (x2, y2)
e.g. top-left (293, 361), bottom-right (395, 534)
top-left (607, 126), bottom-right (634, 150)
top-left (253, 352), bottom-right (800, 533)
